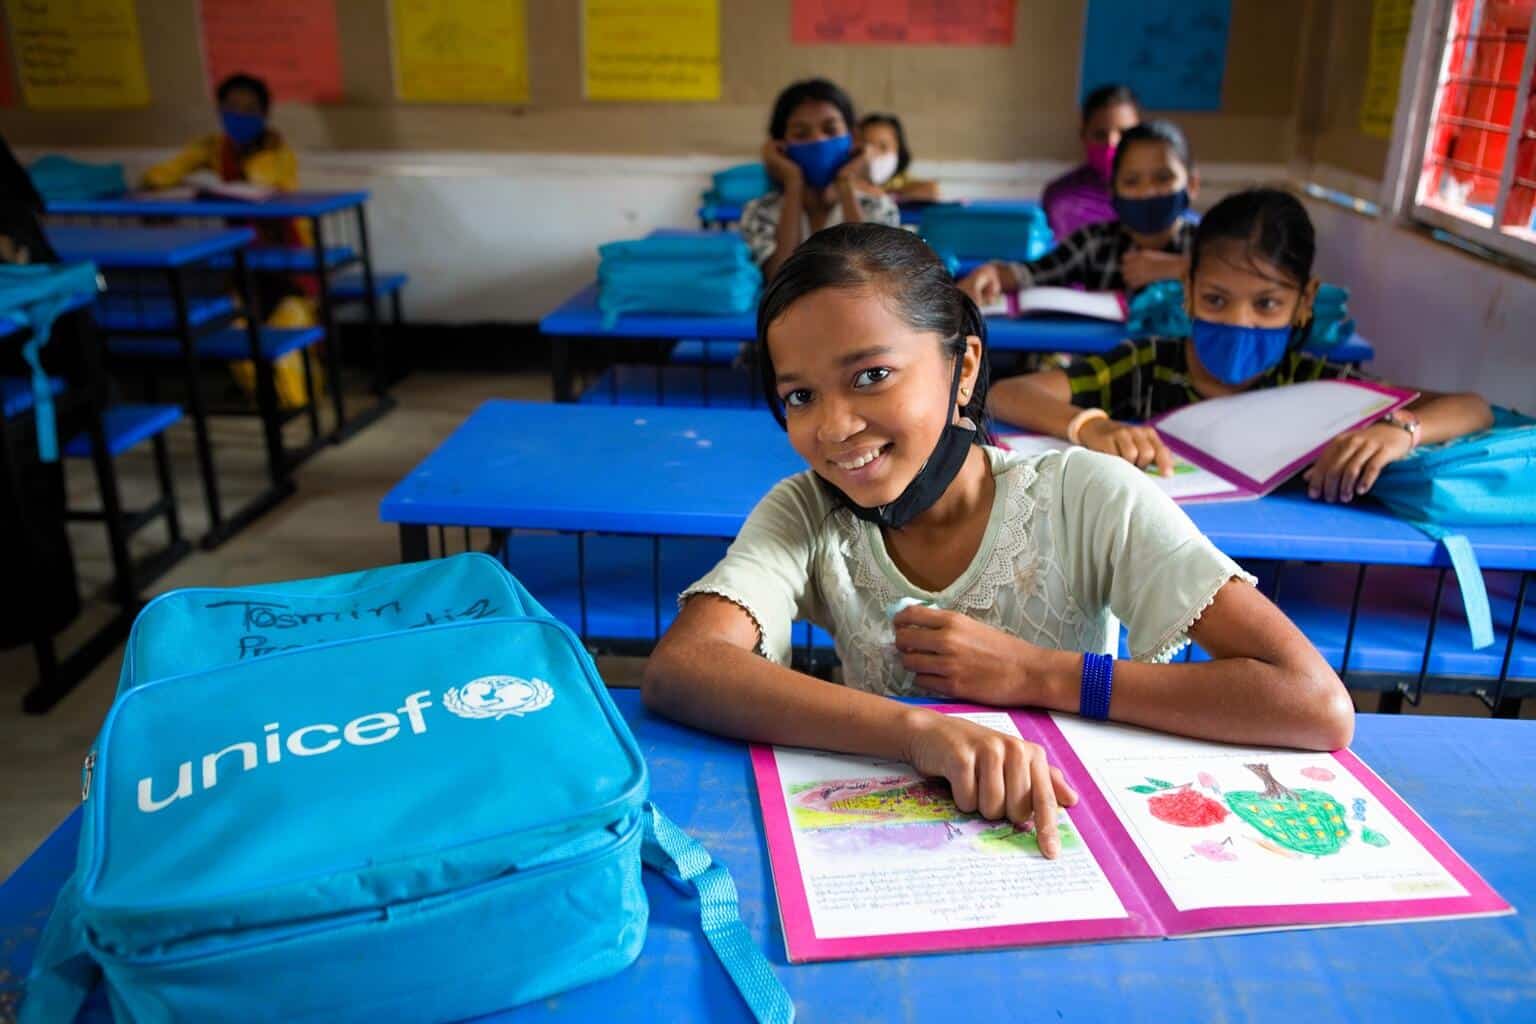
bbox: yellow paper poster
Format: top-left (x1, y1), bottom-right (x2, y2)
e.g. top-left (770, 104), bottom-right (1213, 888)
top-left (584, 0), bottom-right (720, 102)
top-left (1360, 0), bottom-right (1414, 139)
top-left (392, 0), bottom-right (529, 104)
top-left (6, 0), bottom-right (150, 110)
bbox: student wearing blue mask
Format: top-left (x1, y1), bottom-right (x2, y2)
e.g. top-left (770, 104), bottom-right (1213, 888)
top-left (960, 120), bottom-right (1197, 306)
top-left (741, 78), bottom-right (900, 278)
top-left (988, 188), bottom-right (1493, 502)
top-left (143, 72), bottom-right (319, 407)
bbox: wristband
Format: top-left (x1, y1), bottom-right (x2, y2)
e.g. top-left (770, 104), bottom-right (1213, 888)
top-left (1066, 407), bottom-right (1109, 446)
top-left (1079, 652), bottom-right (1115, 721)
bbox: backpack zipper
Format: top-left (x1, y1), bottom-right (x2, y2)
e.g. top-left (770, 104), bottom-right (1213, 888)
top-left (81, 750), bottom-right (96, 801)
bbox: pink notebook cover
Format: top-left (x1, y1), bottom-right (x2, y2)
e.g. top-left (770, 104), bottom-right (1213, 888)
top-left (1147, 379), bottom-right (1417, 497)
top-left (751, 706), bottom-right (1511, 963)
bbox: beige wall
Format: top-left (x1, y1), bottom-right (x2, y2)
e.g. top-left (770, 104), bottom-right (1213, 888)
top-left (1292, 0), bottom-right (1395, 184)
top-left (0, 0), bottom-right (1305, 164)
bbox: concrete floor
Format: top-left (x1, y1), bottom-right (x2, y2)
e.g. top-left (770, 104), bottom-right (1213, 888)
top-left (0, 368), bottom-right (1527, 880)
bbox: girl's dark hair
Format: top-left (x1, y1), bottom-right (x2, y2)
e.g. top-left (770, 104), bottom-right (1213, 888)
top-left (858, 112), bottom-right (912, 177)
top-left (217, 73), bottom-right (272, 114)
top-left (768, 78), bottom-right (856, 141)
top-left (1111, 119), bottom-right (1192, 181)
top-left (756, 223), bottom-right (991, 441)
top-left (1190, 187), bottom-right (1316, 287)
top-left (1081, 83), bottom-right (1140, 126)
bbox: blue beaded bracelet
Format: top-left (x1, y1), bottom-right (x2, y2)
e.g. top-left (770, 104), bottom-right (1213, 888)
top-left (1079, 652), bottom-right (1115, 720)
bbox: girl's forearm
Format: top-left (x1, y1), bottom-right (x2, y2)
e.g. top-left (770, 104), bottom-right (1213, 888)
top-left (1026, 646), bottom-right (1354, 752)
top-left (643, 638), bottom-right (923, 759)
top-left (764, 185), bottom-right (807, 279)
top-left (988, 372), bottom-right (1082, 436)
top-left (1408, 391), bottom-right (1494, 445)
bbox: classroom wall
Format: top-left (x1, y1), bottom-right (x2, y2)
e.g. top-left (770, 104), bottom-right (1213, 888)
top-left (1291, 0), bottom-right (1394, 190)
top-left (1305, 198), bottom-right (1536, 411)
top-left (0, 0), bottom-right (1305, 165)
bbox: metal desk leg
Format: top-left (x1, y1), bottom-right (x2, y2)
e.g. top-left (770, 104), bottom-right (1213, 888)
top-left (234, 249), bottom-right (290, 483)
top-left (168, 267), bottom-right (225, 542)
top-left (311, 214), bottom-right (350, 437)
top-left (400, 524), bottom-right (430, 562)
top-left (353, 204), bottom-right (389, 397)
top-left (553, 338), bottom-right (574, 402)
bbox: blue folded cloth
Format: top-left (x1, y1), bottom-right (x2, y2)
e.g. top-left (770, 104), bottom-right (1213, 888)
top-left (596, 235), bottom-right (761, 327)
top-left (702, 163), bottom-right (771, 205)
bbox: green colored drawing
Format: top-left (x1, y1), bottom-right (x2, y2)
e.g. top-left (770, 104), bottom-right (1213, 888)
top-left (1361, 827), bottom-right (1390, 848)
top-left (1225, 763), bottom-right (1350, 857)
top-left (975, 822), bottom-right (1081, 855)
top-left (789, 776), bottom-right (969, 829)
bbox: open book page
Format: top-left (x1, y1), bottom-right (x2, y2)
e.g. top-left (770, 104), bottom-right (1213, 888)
top-left (1151, 380), bottom-right (1414, 491)
top-left (978, 287), bottom-right (1124, 321)
top-left (752, 710), bottom-right (1148, 960)
top-left (993, 433), bottom-right (1245, 503)
top-left (1048, 715), bottom-right (1489, 920)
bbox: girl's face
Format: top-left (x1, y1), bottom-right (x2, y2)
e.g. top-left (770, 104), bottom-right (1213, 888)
top-left (219, 86), bottom-right (264, 118)
top-left (767, 286), bottom-right (979, 509)
top-left (1189, 240), bottom-right (1316, 329)
top-left (1113, 140), bottom-right (1190, 199)
top-left (1082, 101), bottom-right (1138, 151)
top-left (785, 100), bottom-right (850, 143)
top-left (860, 122), bottom-right (900, 160)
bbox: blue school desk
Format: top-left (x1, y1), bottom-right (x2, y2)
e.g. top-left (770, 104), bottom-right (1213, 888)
top-left (696, 199), bottom-right (929, 228)
top-left (2, 690), bottom-right (1532, 1023)
top-left (380, 402), bottom-right (1535, 709)
top-left (47, 190), bottom-right (393, 442)
top-left (46, 225), bottom-right (300, 548)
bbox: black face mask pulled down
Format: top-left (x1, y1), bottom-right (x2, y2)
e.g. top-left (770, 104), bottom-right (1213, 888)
top-left (818, 356), bottom-right (977, 530)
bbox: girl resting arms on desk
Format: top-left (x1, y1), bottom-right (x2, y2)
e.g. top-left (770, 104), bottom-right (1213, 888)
top-left (643, 223), bottom-right (1355, 860)
top-left (961, 119), bottom-right (1196, 305)
top-left (741, 78), bottom-right (900, 280)
top-left (987, 188), bottom-right (1493, 501)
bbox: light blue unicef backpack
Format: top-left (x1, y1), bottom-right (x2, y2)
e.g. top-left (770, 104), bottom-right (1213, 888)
top-left (23, 554), bottom-right (793, 1024)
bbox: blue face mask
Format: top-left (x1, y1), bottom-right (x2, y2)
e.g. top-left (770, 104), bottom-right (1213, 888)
top-left (785, 134), bottom-right (853, 191)
top-left (220, 110), bottom-right (266, 147)
top-left (1190, 318), bottom-right (1294, 386)
top-left (1113, 188), bottom-right (1190, 235)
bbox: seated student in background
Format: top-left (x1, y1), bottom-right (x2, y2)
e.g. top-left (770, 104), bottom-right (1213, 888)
top-left (1042, 84), bottom-right (1141, 238)
top-left (961, 120), bottom-right (1197, 305)
top-left (645, 223), bottom-right (1354, 854)
top-left (142, 72), bottom-right (317, 406)
top-left (742, 78), bottom-right (900, 279)
top-left (858, 113), bottom-right (940, 202)
top-left (989, 188), bottom-right (1493, 500)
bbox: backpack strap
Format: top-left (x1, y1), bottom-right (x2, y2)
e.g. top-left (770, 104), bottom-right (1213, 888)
top-left (1412, 520), bottom-right (1495, 650)
top-left (17, 291), bottom-right (74, 462)
top-left (641, 802), bottom-right (795, 1024)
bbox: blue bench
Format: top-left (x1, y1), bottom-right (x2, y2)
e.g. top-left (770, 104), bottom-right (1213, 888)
top-left (669, 338), bottom-right (741, 365)
top-left (94, 293), bottom-right (238, 333)
top-left (499, 531), bottom-right (832, 653)
top-left (331, 270), bottom-right (408, 326)
top-left (577, 363), bottom-right (759, 408)
top-left (108, 325), bottom-right (324, 362)
top-left (1, 377), bottom-right (66, 419)
top-left (208, 245), bottom-right (357, 273)
top-left (63, 403), bottom-right (183, 459)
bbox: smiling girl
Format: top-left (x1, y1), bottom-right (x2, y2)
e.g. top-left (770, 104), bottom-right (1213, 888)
top-left (988, 188), bottom-right (1493, 500)
top-left (961, 120), bottom-right (1196, 305)
top-left (643, 223), bottom-right (1354, 857)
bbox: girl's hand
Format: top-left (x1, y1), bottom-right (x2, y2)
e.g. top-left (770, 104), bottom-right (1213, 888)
top-left (1078, 416), bottom-right (1175, 476)
top-left (1121, 250), bottom-right (1189, 291)
top-left (960, 263), bottom-right (1006, 306)
top-left (760, 139), bottom-right (802, 188)
top-left (901, 709), bottom-right (1079, 857)
top-left (1304, 422), bottom-right (1414, 503)
top-left (894, 605), bottom-right (1050, 704)
top-left (835, 144), bottom-right (870, 190)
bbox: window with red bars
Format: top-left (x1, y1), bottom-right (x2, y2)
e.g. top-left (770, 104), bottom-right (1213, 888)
top-left (1418, 0), bottom-right (1536, 240)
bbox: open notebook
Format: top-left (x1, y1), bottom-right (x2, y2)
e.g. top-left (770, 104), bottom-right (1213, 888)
top-left (979, 286), bottom-right (1126, 321)
top-left (996, 379), bottom-right (1417, 504)
top-left (751, 707), bottom-right (1511, 962)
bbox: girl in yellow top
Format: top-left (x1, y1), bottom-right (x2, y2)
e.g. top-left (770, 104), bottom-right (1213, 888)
top-left (143, 73), bottom-right (318, 406)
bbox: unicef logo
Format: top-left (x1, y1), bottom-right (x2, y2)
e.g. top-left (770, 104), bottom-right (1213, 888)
top-left (443, 676), bottom-right (555, 720)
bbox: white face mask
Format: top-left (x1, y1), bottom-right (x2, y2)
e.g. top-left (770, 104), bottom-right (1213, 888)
top-left (868, 152), bottom-right (900, 186)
